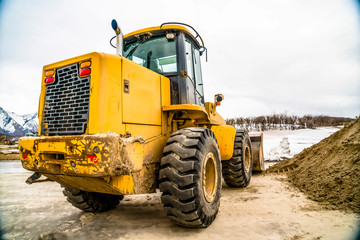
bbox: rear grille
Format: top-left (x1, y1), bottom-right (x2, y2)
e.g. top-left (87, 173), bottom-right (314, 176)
top-left (41, 63), bottom-right (90, 136)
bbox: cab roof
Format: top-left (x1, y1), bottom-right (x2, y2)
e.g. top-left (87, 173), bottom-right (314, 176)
top-left (123, 25), bottom-right (202, 48)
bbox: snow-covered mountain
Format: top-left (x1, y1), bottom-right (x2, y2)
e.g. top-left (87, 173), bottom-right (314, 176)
top-left (0, 107), bottom-right (38, 136)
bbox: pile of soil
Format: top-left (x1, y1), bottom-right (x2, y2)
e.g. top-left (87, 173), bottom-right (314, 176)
top-left (268, 118), bottom-right (360, 213)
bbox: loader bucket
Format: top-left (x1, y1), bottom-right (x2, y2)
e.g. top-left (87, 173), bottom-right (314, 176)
top-left (249, 133), bottom-right (265, 172)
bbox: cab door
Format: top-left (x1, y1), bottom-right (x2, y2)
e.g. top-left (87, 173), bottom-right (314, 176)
top-left (184, 37), bottom-right (204, 106)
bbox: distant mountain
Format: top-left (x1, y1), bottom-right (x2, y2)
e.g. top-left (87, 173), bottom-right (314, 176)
top-left (0, 107), bottom-right (38, 136)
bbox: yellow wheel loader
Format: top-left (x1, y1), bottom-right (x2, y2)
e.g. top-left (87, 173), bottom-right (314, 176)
top-left (19, 20), bottom-right (264, 228)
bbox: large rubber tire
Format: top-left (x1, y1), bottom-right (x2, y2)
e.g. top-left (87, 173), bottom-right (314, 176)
top-left (63, 187), bottom-right (123, 212)
top-left (159, 128), bottom-right (221, 228)
top-left (222, 130), bottom-right (252, 187)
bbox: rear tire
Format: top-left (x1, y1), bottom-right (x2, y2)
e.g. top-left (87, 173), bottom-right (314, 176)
top-left (222, 130), bottom-right (252, 187)
top-left (159, 128), bottom-right (221, 228)
top-left (63, 187), bottom-right (123, 212)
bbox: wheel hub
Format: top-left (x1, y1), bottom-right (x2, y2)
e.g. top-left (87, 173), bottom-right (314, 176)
top-left (244, 145), bottom-right (251, 173)
top-left (202, 152), bottom-right (218, 203)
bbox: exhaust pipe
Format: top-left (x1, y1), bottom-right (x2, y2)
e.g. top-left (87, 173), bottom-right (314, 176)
top-left (111, 19), bottom-right (123, 56)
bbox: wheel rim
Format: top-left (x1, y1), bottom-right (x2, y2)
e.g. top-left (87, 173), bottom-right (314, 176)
top-left (244, 145), bottom-right (251, 173)
top-left (202, 152), bottom-right (218, 203)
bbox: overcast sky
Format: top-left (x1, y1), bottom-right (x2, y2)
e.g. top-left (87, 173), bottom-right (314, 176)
top-left (0, 0), bottom-right (359, 118)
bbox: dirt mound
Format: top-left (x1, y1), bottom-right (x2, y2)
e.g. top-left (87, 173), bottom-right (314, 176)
top-left (267, 118), bottom-right (360, 213)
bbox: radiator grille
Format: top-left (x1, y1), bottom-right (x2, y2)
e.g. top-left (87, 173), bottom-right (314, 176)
top-left (41, 63), bottom-right (90, 136)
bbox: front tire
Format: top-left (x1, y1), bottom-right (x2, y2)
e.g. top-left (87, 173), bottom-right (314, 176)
top-left (222, 130), bottom-right (252, 187)
top-left (63, 187), bottom-right (123, 212)
top-left (159, 128), bottom-right (221, 228)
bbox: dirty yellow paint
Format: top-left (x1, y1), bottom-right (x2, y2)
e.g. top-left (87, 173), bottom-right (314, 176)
top-left (38, 142), bottom-right (66, 152)
top-left (110, 175), bottom-right (135, 195)
top-left (122, 141), bottom-right (144, 172)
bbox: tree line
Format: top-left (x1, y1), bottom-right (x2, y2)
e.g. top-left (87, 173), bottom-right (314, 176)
top-left (226, 114), bottom-right (354, 131)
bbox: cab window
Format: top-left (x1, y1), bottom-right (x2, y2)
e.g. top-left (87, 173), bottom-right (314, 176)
top-left (124, 36), bottom-right (177, 74)
top-left (185, 37), bottom-right (204, 103)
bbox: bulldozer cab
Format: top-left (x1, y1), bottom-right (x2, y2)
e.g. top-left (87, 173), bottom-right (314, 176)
top-left (123, 23), bottom-right (205, 106)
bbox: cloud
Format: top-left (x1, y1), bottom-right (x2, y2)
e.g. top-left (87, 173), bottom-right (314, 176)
top-left (0, 0), bottom-right (359, 117)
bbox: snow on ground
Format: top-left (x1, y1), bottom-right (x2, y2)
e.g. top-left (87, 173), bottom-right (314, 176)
top-left (0, 160), bottom-right (30, 174)
top-left (260, 127), bottom-right (341, 161)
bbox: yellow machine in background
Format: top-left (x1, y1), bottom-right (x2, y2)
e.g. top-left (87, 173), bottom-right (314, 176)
top-left (0, 135), bottom-right (14, 145)
top-left (19, 20), bottom-right (264, 228)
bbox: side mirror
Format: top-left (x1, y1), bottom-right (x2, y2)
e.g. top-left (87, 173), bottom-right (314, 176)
top-left (111, 19), bottom-right (118, 32)
top-left (214, 94), bottom-right (224, 106)
top-left (111, 19), bottom-right (123, 56)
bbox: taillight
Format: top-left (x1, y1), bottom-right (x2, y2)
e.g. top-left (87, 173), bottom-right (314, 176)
top-left (80, 68), bottom-right (91, 76)
top-left (45, 77), bottom-right (55, 84)
top-left (45, 70), bottom-right (54, 77)
top-left (79, 60), bottom-right (92, 77)
top-left (88, 155), bottom-right (98, 164)
top-left (44, 69), bottom-right (55, 85)
top-left (80, 61), bottom-right (91, 68)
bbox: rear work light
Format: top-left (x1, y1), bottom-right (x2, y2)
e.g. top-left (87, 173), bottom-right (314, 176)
top-left (80, 68), bottom-right (91, 76)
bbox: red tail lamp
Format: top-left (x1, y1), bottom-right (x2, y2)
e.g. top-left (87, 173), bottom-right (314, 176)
top-left (45, 69), bottom-right (55, 84)
top-left (88, 155), bottom-right (98, 164)
top-left (45, 77), bottom-right (55, 84)
top-left (22, 154), bottom-right (28, 159)
top-left (80, 68), bottom-right (91, 76)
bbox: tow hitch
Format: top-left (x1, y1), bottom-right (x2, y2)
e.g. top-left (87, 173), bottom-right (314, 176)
top-left (26, 172), bottom-right (53, 185)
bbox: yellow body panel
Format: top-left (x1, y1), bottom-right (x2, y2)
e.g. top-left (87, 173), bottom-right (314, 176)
top-left (87, 53), bottom-right (124, 134)
top-left (162, 104), bottom-right (234, 160)
top-left (122, 58), bottom-right (162, 125)
top-left (163, 103), bottom-right (226, 126)
top-left (211, 125), bottom-right (236, 160)
top-left (163, 104), bottom-right (209, 122)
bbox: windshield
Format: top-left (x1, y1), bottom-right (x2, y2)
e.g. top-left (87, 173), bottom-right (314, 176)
top-left (123, 36), bottom-right (177, 74)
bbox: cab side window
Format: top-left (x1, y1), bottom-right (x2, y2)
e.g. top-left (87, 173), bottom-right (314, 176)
top-left (193, 48), bottom-right (204, 98)
top-left (185, 38), bottom-right (195, 80)
top-left (185, 37), bottom-right (204, 105)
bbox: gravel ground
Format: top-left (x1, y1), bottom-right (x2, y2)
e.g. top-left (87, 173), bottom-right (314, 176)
top-left (0, 161), bottom-right (359, 240)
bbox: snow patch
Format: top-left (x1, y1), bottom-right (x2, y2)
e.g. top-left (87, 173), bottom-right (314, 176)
top-left (262, 127), bottom-right (340, 161)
